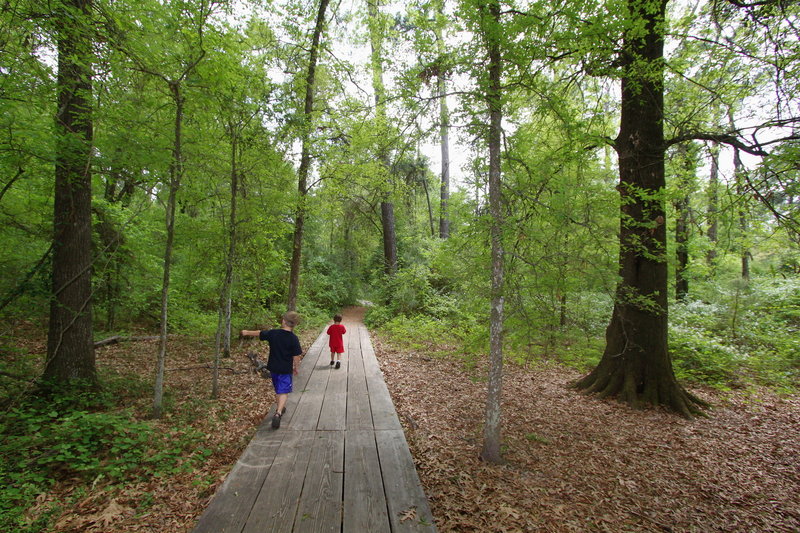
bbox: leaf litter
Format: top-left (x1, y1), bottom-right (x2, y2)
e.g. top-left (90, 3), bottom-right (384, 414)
top-left (15, 315), bottom-right (800, 532)
top-left (373, 334), bottom-right (800, 533)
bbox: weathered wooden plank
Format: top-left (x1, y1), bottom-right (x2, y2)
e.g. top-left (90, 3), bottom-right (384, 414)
top-left (290, 338), bottom-right (332, 430)
top-left (366, 372), bottom-right (402, 431)
top-left (242, 430), bottom-right (314, 533)
top-left (192, 428), bottom-right (286, 533)
top-left (316, 324), bottom-right (349, 430)
top-left (359, 326), bottom-right (381, 378)
top-left (348, 325), bottom-right (366, 375)
top-left (345, 325), bottom-right (372, 430)
top-left (303, 328), bottom-right (328, 366)
top-left (192, 332), bottom-right (326, 532)
top-left (358, 327), bottom-right (402, 431)
top-left (194, 319), bottom-right (437, 533)
top-left (293, 431), bottom-right (344, 532)
top-left (343, 429), bottom-right (391, 532)
top-left (347, 388), bottom-right (373, 430)
top-left (317, 371), bottom-right (347, 430)
top-left (376, 430), bottom-right (437, 532)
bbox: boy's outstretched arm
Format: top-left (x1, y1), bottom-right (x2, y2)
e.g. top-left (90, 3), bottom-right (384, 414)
top-left (240, 329), bottom-right (261, 337)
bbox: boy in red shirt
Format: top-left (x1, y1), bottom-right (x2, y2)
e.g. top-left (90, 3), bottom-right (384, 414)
top-left (326, 314), bottom-right (346, 369)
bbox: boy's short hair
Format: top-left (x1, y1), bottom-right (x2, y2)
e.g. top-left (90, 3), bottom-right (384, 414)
top-left (333, 314), bottom-right (342, 322)
top-left (283, 311), bottom-right (301, 328)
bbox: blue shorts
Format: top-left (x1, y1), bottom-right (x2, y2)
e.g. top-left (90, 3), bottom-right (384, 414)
top-left (271, 372), bottom-right (293, 394)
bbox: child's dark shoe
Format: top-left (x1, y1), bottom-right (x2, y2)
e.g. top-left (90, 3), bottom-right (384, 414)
top-left (335, 361), bottom-right (341, 369)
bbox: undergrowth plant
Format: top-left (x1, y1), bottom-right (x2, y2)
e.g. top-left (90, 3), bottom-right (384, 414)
top-left (0, 380), bottom-right (212, 533)
top-left (369, 273), bottom-right (799, 393)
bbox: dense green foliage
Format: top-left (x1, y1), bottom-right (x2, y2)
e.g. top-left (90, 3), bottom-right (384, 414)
top-left (0, 0), bottom-right (799, 525)
top-left (0, 380), bottom-right (212, 532)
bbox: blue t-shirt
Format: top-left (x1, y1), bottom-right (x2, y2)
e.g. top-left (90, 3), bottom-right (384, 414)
top-left (259, 329), bottom-right (302, 374)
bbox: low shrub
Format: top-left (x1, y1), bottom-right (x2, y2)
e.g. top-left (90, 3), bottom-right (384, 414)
top-left (0, 385), bottom-right (211, 532)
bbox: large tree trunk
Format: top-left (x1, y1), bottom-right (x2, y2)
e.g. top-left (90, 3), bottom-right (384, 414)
top-left (287, 0), bottom-right (330, 311)
top-left (575, 0), bottom-right (705, 418)
top-left (368, 0), bottom-right (397, 276)
top-left (44, 0), bottom-right (97, 387)
top-left (380, 201), bottom-right (397, 274)
top-left (480, 0), bottom-right (505, 464)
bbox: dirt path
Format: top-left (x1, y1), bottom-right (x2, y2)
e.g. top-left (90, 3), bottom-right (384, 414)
top-left (340, 305), bottom-right (366, 324)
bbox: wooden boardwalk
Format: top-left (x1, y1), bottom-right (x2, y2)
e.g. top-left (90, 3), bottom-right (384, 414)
top-left (192, 316), bottom-right (436, 533)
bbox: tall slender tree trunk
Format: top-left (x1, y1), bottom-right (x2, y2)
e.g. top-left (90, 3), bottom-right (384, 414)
top-left (287, 0), bottom-right (330, 311)
top-left (153, 83), bottom-right (184, 418)
top-left (213, 129), bottom-right (240, 399)
top-left (368, 0), bottom-right (397, 275)
top-left (674, 145), bottom-right (694, 301)
top-left (421, 173), bottom-right (435, 237)
top-left (94, 207), bottom-right (123, 331)
top-left (575, 0), bottom-right (705, 417)
top-left (436, 21), bottom-right (451, 240)
top-left (675, 193), bottom-right (690, 300)
top-left (44, 0), bottom-right (97, 387)
top-left (480, 0), bottom-right (505, 464)
top-left (734, 147), bottom-right (750, 280)
top-left (706, 142), bottom-right (719, 268)
top-left (223, 136), bottom-right (239, 361)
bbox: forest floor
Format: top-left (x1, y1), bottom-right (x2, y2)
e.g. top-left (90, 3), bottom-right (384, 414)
top-left (19, 308), bottom-right (800, 532)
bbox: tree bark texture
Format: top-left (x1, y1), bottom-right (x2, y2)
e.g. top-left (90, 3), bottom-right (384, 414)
top-left (213, 128), bottom-right (240, 399)
top-left (381, 201), bottom-right (397, 274)
top-left (153, 82), bottom-right (183, 418)
top-left (674, 145), bottom-right (693, 301)
top-left (675, 192), bottom-right (690, 300)
top-left (480, 0), bottom-right (505, 464)
top-left (734, 148), bottom-right (750, 280)
top-left (44, 0), bottom-right (97, 386)
top-left (437, 21), bottom-right (451, 240)
top-left (368, 0), bottom-right (398, 275)
top-left (706, 142), bottom-right (719, 267)
top-left (575, 0), bottom-right (705, 417)
top-left (287, 0), bottom-right (330, 311)
top-left (421, 174), bottom-right (435, 237)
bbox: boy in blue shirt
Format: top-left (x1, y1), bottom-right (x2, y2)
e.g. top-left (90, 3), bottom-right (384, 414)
top-left (241, 311), bottom-right (303, 429)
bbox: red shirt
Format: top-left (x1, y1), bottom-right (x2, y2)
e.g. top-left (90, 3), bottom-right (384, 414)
top-left (326, 323), bottom-right (346, 353)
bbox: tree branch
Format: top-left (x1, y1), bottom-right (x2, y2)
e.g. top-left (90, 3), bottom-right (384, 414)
top-left (666, 133), bottom-right (776, 156)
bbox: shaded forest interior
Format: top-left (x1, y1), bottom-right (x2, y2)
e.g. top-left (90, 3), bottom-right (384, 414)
top-left (1, 0), bottom-right (800, 531)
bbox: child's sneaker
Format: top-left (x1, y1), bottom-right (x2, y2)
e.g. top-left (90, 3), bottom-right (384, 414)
top-left (330, 360), bottom-right (334, 366)
top-left (335, 361), bottom-right (341, 369)
top-left (272, 412), bottom-right (282, 429)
